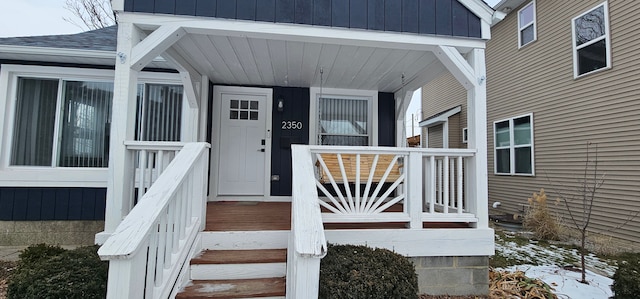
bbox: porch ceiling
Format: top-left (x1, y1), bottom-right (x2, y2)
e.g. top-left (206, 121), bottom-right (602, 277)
top-left (166, 32), bottom-right (443, 93)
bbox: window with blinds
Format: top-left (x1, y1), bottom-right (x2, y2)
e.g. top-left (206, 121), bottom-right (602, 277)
top-left (59, 81), bottom-right (114, 167)
top-left (318, 97), bottom-right (369, 146)
top-left (10, 77), bottom-right (184, 168)
top-left (136, 84), bottom-right (184, 141)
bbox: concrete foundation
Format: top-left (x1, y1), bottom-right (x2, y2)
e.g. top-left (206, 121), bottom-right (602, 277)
top-left (411, 256), bottom-right (490, 296)
top-left (0, 221), bottom-right (103, 246)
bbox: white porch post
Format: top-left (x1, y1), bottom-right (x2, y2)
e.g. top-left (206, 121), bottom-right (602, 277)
top-left (97, 22), bottom-right (141, 243)
top-left (465, 49), bottom-right (489, 229)
top-left (434, 46), bottom-right (489, 229)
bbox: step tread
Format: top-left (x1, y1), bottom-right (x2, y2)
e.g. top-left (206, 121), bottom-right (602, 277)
top-left (176, 277), bottom-right (286, 299)
top-left (191, 249), bottom-right (287, 265)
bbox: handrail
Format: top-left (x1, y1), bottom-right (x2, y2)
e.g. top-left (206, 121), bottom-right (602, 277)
top-left (99, 142), bottom-right (210, 299)
top-left (286, 145), bottom-right (327, 299)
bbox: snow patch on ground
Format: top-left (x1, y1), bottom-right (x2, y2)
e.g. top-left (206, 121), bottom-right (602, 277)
top-left (502, 265), bottom-right (613, 299)
top-left (495, 232), bottom-right (617, 298)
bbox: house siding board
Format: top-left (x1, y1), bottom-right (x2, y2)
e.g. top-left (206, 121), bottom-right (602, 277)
top-left (367, 0), bottom-right (385, 30)
top-left (196, 0), bottom-right (216, 17)
top-left (384, 0), bottom-right (402, 31)
top-left (331, 0), bottom-right (350, 27)
top-left (176, 0), bottom-right (197, 16)
top-left (402, 0), bottom-right (419, 33)
top-left (486, 0), bottom-right (640, 244)
top-left (122, 0), bottom-right (481, 38)
top-left (155, 0), bottom-right (175, 14)
top-left (435, 0), bottom-right (453, 36)
top-left (217, 1), bottom-right (237, 19)
top-left (428, 125), bottom-right (444, 148)
top-left (237, 0), bottom-right (257, 21)
top-left (270, 87), bottom-right (310, 197)
top-left (451, 0), bottom-right (469, 37)
top-left (295, 0), bottom-right (313, 24)
top-left (377, 92), bottom-right (396, 147)
top-left (256, 0), bottom-right (276, 21)
top-left (276, 0), bottom-right (296, 23)
top-left (350, 0), bottom-right (368, 29)
top-left (0, 188), bottom-right (107, 221)
top-left (313, 0), bottom-right (331, 26)
top-left (419, 0), bottom-right (437, 34)
top-left (421, 71), bottom-right (467, 149)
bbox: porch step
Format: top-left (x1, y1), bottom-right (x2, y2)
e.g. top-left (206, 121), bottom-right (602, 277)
top-left (190, 249), bottom-right (287, 280)
top-left (176, 277), bottom-right (286, 299)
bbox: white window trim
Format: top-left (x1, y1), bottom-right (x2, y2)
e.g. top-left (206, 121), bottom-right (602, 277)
top-left (571, 1), bottom-right (612, 78)
top-left (518, 0), bottom-right (537, 48)
top-left (309, 87), bottom-right (378, 146)
top-left (462, 127), bottom-right (468, 144)
top-left (493, 113), bottom-right (535, 176)
top-left (0, 64), bottom-right (183, 187)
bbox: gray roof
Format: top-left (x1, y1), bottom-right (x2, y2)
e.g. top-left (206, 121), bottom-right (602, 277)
top-left (0, 26), bottom-right (117, 52)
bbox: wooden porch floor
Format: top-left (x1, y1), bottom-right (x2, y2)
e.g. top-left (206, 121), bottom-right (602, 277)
top-left (205, 202), bottom-right (471, 231)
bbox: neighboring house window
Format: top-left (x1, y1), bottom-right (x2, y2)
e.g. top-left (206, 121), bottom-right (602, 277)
top-left (572, 2), bottom-right (611, 77)
top-left (11, 78), bottom-right (114, 168)
top-left (494, 114), bottom-right (534, 175)
top-left (318, 96), bottom-right (369, 146)
top-left (136, 84), bottom-right (184, 141)
top-left (518, 1), bottom-right (536, 47)
top-left (462, 127), bottom-right (468, 143)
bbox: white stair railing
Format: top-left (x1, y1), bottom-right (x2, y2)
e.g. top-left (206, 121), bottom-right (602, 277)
top-left (99, 142), bottom-right (210, 299)
top-left (286, 145), bottom-right (327, 299)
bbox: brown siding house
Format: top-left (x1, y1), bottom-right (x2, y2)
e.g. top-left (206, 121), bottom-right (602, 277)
top-left (422, 0), bottom-right (640, 246)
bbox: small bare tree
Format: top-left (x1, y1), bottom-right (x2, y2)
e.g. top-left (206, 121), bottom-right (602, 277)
top-left (64, 0), bottom-right (116, 31)
top-left (552, 142), bottom-right (638, 284)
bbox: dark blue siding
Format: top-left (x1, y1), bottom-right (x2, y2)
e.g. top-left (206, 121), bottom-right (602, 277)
top-left (155, 0), bottom-right (175, 14)
top-left (176, 0), bottom-right (197, 16)
top-left (314, 0), bottom-right (331, 26)
top-left (0, 188), bottom-right (107, 221)
top-left (237, 0), bottom-right (257, 20)
top-left (368, 0), bottom-right (385, 30)
top-left (217, 1), bottom-right (237, 18)
top-left (276, 0), bottom-right (295, 23)
top-left (196, 0), bottom-right (216, 17)
top-left (384, 0), bottom-right (402, 31)
top-left (419, 0), bottom-right (437, 34)
top-left (452, 0), bottom-right (469, 36)
top-left (378, 92), bottom-right (396, 147)
top-left (124, 0), bottom-right (483, 38)
top-left (402, 0), bottom-right (419, 33)
top-left (295, 0), bottom-right (313, 24)
top-left (332, 0), bottom-right (349, 28)
top-left (436, 0), bottom-right (453, 36)
top-left (270, 87), bottom-right (310, 197)
top-left (350, 0), bottom-right (368, 29)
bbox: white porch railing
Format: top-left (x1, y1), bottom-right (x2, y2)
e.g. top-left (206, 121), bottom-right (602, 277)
top-left (124, 141), bottom-right (185, 211)
top-left (287, 144), bottom-right (481, 299)
top-left (98, 142), bottom-right (210, 299)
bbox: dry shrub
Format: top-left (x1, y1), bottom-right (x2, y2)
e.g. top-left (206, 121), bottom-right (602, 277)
top-left (523, 189), bottom-right (563, 241)
top-left (490, 269), bottom-right (557, 299)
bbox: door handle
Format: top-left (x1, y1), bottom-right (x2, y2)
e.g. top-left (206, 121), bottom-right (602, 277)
top-left (258, 148), bottom-right (265, 152)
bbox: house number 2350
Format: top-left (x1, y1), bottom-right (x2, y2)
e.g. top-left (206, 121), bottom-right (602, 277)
top-left (281, 121), bottom-right (303, 130)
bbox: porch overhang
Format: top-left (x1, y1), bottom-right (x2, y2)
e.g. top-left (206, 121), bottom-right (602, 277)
top-left (419, 106), bottom-right (462, 128)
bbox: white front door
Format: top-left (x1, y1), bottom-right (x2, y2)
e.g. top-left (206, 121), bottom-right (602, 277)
top-left (216, 90), bottom-right (269, 196)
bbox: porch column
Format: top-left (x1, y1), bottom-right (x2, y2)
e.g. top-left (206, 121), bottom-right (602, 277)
top-left (465, 49), bottom-right (489, 229)
top-left (96, 22), bottom-right (141, 244)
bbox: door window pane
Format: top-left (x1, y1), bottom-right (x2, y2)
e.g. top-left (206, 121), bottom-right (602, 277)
top-left (11, 78), bottom-right (59, 166)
